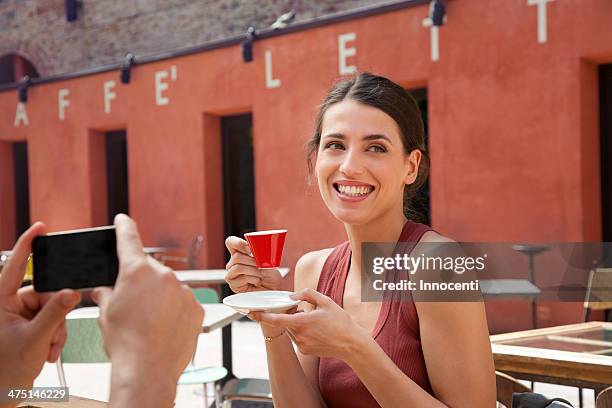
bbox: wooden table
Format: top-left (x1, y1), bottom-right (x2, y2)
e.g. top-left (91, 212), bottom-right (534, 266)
top-left (200, 303), bottom-right (242, 333)
top-left (17, 395), bottom-right (107, 407)
top-left (175, 267), bottom-right (290, 286)
top-left (480, 279), bottom-right (541, 299)
top-left (67, 304), bottom-right (241, 335)
top-left (143, 246), bottom-right (174, 255)
top-left (491, 321), bottom-right (612, 391)
top-left (175, 269), bottom-right (229, 286)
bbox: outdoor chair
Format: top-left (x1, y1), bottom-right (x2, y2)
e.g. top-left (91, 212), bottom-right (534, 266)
top-left (578, 268), bottom-right (612, 408)
top-left (56, 313), bottom-right (109, 388)
top-left (220, 378), bottom-right (273, 408)
top-left (160, 234), bottom-right (204, 270)
top-left (583, 268), bottom-right (612, 322)
top-left (188, 289), bottom-right (273, 407)
top-left (596, 386), bottom-right (612, 408)
top-left (180, 288), bottom-right (227, 408)
top-left (579, 268), bottom-right (612, 407)
top-left (496, 371), bottom-right (530, 408)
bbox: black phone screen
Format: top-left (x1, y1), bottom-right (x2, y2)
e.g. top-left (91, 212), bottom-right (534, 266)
top-left (33, 226), bottom-right (119, 292)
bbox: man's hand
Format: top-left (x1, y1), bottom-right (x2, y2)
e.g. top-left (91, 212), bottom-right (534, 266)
top-left (0, 223), bottom-right (81, 393)
top-left (92, 214), bottom-right (203, 407)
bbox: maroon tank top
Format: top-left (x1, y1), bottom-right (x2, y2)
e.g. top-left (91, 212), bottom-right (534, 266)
top-left (316, 220), bottom-right (434, 407)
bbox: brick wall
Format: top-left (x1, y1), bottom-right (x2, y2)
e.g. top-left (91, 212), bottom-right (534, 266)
top-left (0, 0), bottom-right (393, 77)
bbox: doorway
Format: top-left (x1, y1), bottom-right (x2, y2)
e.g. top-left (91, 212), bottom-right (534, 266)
top-left (13, 141), bottom-right (30, 238)
top-left (408, 88), bottom-right (431, 225)
top-left (105, 130), bottom-right (129, 224)
top-left (601, 64), bottom-right (612, 265)
top-left (221, 114), bottom-right (256, 245)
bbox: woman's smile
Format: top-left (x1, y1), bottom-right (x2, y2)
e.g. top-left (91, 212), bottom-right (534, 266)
top-left (333, 180), bottom-right (375, 202)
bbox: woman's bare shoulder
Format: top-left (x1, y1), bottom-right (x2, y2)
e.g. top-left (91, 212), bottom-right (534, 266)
top-left (294, 248), bottom-right (335, 291)
top-left (419, 230), bottom-right (455, 243)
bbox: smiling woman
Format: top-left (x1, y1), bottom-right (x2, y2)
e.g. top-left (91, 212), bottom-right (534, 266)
top-left (308, 73), bottom-right (429, 225)
top-left (225, 72), bottom-right (496, 408)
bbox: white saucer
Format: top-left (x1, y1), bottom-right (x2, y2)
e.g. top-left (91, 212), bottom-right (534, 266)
top-left (223, 291), bottom-right (301, 315)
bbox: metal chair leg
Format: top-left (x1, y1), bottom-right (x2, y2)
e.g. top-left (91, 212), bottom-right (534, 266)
top-left (203, 383), bottom-right (208, 408)
top-left (578, 387), bottom-right (583, 408)
top-left (214, 382), bottom-right (221, 408)
top-left (55, 357), bottom-right (67, 388)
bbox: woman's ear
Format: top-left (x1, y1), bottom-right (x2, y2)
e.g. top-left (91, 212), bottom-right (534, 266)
top-left (404, 149), bottom-right (422, 185)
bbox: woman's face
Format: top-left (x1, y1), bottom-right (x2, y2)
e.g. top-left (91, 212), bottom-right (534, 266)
top-left (315, 99), bottom-right (421, 225)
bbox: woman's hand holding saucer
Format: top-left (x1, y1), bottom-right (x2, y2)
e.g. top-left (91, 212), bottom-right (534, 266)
top-left (225, 236), bottom-right (282, 292)
top-left (250, 288), bottom-right (369, 359)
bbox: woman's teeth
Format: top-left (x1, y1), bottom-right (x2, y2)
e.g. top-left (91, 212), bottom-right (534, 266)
top-left (337, 184), bottom-right (373, 196)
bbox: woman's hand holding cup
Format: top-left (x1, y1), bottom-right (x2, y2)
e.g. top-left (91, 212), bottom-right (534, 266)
top-left (224, 236), bottom-right (282, 293)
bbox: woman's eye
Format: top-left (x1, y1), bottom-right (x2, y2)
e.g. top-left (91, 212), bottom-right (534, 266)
top-left (367, 144), bottom-right (387, 153)
top-left (325, 142), bottom-right (345, 150)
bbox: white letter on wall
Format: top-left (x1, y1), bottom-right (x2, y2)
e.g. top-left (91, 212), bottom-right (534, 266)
top-left (14, 102), bottom-right (29, 127)
top-left (527, 0), bottom-right (556, 44)
top-left (338, 32), bottom-right (357, 75)
top-left (58, 89), bottom-right (70, 120)
top-left (422, 17), bottom-right (441, 62)
top-left (155, 71), bottom-right (169, 106)
top-left (265, 50), bottom-right (281, 89)
top-left (104, 80), bottom-right (116, 114)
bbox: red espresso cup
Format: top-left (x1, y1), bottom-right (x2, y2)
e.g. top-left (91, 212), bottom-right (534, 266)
top-left (244, 230), bottom-right (287, 269)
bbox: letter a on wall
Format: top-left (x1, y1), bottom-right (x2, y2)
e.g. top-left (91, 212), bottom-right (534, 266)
top-left (14, 102), bottom-right (29, 127)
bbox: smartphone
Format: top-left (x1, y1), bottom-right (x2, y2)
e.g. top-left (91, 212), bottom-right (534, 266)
top-left (33, 226), bottom-right (119, 292)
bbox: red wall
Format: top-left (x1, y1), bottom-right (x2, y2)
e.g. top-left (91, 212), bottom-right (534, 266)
top-left (1, 0), bottom-right (612, 332)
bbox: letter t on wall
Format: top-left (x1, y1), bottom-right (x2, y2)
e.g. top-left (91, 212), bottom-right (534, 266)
top-left (527, 0), bottom-right (556, 44)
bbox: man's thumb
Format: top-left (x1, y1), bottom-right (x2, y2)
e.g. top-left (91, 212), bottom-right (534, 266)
top-left (91, 286), bottom-right (113, 309)
top-left (25, 290), bottom-right (80, 340)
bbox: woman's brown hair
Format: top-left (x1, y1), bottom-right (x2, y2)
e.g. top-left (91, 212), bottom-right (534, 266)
top-left (307, 72), bottom-right (429, 223)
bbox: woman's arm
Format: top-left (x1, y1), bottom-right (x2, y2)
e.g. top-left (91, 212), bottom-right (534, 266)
top-left (342, 301), bottom-right (495, 407)
top-left (258, 250), bottom-right (331, 408)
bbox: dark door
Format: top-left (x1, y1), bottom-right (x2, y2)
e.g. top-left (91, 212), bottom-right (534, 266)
top-left (105, 130), bottom-right (129, 224)
top-left (13, 142), bottom-right (30, 237)
top-left (408, 88), bottom-right (430, 225)
top-left (222, 114), bottom-right (256, 249)
top-left (601, 64), bottom-right (612, 265)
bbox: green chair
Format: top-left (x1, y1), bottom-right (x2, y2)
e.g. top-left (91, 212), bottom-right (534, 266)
top-left (181, 288), bottom-right (228, 408)
top-left (56, 311), bottom-right (109, 388)
top-left (220, 378), bottom-right (272, 407)
top-left (496, 371), bottom-right (530, 408)
top-left (193, 287), bottom-right (221, 304)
